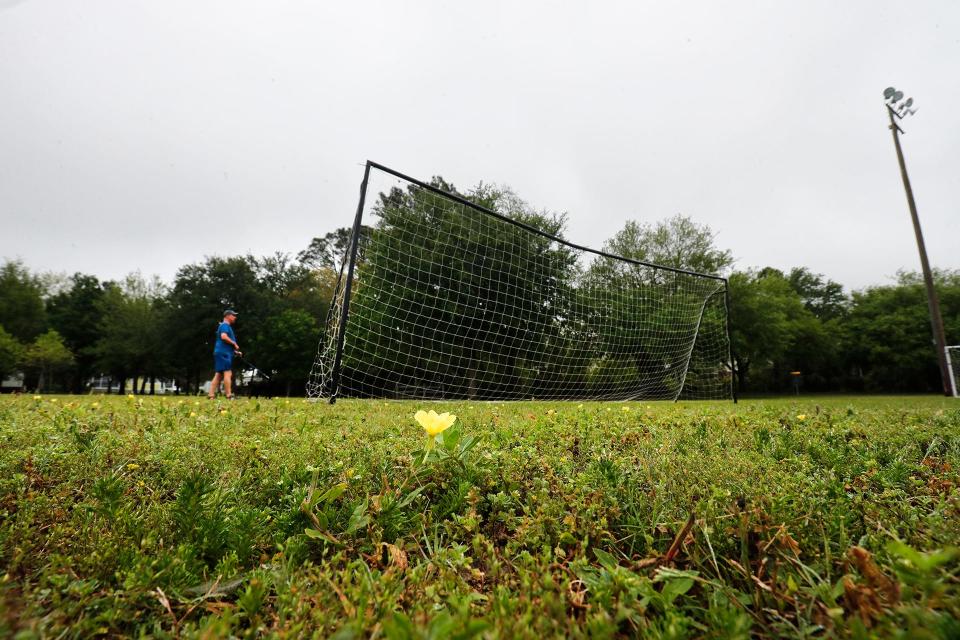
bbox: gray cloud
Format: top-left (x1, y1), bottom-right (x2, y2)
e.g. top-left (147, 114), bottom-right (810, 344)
top-left (1, 0), bottom-right (958, 289)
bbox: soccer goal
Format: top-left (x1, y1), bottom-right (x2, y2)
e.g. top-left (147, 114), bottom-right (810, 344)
top-left (948, 346), bottom-right (960, 398)
top-left (308, 161), bottom-right (734, 403)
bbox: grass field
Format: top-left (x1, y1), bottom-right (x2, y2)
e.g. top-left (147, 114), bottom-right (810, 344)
top-left (2, 395), bottom-right (959, 638)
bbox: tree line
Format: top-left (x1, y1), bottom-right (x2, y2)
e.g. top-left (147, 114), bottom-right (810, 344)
top-left (0, 254), bottom-right (334, 396)
top-left (599, 216), bottom-right (959, 394)
top-left (1, 177), bottom-right (957, 396)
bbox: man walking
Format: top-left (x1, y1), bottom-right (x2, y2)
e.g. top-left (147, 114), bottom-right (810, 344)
top-left (209, 309), bottom-right (241, 399)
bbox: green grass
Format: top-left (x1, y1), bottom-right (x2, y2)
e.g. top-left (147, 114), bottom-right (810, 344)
top-left (1, 395), bottom-right (959, 638)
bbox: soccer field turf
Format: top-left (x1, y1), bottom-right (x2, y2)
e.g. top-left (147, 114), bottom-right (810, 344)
top-left (2, 395), bottom-right (958, 638)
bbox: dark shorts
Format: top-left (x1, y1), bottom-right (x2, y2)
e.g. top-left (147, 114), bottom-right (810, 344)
top-left (214, 352), bottom-right (233, 373)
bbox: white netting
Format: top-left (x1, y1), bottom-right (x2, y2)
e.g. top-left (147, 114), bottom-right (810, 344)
top-left (308, 164), bottom-right (732, 401)
top-left (948, 346), bottom-right (960, 398)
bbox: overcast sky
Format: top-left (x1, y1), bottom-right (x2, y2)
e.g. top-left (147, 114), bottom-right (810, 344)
top-left (1, 1), bottom-right (958, 290)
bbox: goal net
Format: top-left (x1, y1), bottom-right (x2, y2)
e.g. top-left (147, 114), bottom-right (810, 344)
top-left (308, 162), bottom-right (733, 402)
top-left (948, 346), bottom-right (960, 398)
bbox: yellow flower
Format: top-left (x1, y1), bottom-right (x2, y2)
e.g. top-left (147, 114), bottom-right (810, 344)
top-left (127, 394), bottom-right (135, 400)
top-left (577, 404), bottom-right (584, 409)
top-left (50, 398), bottom-right (58, 403)
top-left (189, 411), bottom-right (197, 417)
top-left (796, 414), bottom-right (807, 421)
top-left (414, 409), bottom-right (457, 437)
top-left (547, 409), bottom-right (556, 416)
top-left (127, 463), bottom-right (140, 470)
top-left (220, 409), bottom-right (228, 416)
top-left (621, 406), bottom-right (630, 412)
top-left (32, 395), bottom-right (42, 400)
top-left (91, 402), bottom-right (100, 409)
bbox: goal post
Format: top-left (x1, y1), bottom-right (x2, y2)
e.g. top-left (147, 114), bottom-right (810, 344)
top-left (308, 161), bottom-right (735, 403)
top-left (947, 346), bottom-right (960, 398)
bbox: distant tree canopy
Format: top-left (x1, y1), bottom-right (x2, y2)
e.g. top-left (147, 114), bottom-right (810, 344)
top-left (0, 260), bottom-right (47, 343)
top-left (601, 215), bottom-right (734, 276)
top-left (91, 275), bottom-right (168, 394)
top-left (728, 269), bottom-right (834, 392)
top-left (787, 267), bottom-right (847, 321)
top-left (23, 330), bottom-right (74, 393)
top-left (728, 267), bottom-right (960, 393)
top-left (840, 270), bottom-right (960, 392)
top-left (0, 325), bottom-right (23, 382)
top-left (298, 226), bottom-right (375, 273)
top-left (163, 254), bottom-right (331, 393)
top-left (47, 273), bottom-right (106, 392)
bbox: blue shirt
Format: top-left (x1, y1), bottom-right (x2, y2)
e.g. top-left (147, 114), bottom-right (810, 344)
top-left (214, 321), bottom-right (236, 354)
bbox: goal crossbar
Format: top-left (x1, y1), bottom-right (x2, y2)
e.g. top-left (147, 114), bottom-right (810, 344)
top-left (367, 161), bottom-right (728, 283)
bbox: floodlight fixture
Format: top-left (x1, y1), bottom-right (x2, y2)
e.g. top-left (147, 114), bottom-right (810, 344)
top-left (884, 86), bottom-right (917, 118)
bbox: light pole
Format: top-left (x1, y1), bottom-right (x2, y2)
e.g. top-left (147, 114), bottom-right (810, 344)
top-left (883, 87), bottom-right (952, 396)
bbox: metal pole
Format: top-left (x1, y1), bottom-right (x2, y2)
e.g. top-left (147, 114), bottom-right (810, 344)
top-left (887, 105), bottom-right (952, 396)
top-left (367, 161), bottom-right (725, 282)
top-left (946, 346), bottom-right (958, 397)
top-left (723, 281), bottom-right (738, 404)
top-left (328, 162), bottom-right (372, 404)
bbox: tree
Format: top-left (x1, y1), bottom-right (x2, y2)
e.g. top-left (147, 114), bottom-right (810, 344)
top-left (297, 226), bottom-right (372, 271)
top-left (602, 214), bottom-right (734, 276)
top-left (285, 268), bottom-right (335, 327)
top-left (164, 257), bottom-right (268, 392)
top-left (0, 325), bottom-right (23, 383)
top-left (92, 274), bottom-right (167, 394)
top-left (0, 260), bottom-right (47, 342)
top-left (250, 309), bottom-right (321, 395)
top-left (24, 330), bottom-right (74, 392)
top-left (47, 273), bottom-right (105, 392)
top-left (787, 267), bottom-right (847, 321)
top-left (728, 269), bottom-right (833, 392)
top-left (840, 269), bottom-right (960, 392)
top-left (164, 254), bottom-right (329, 394)
top-left (576, 213), bottom-right (734, 399)
top-left (728, 271), bottom-right (791, 392)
